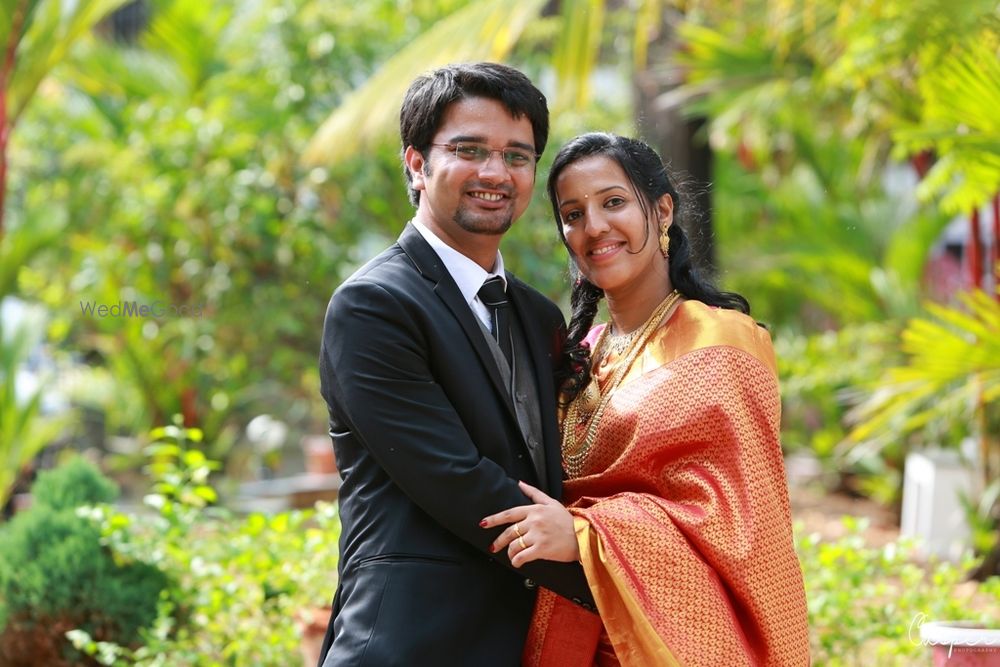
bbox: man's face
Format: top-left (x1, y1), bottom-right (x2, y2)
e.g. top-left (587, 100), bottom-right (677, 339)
top-left (405, 97), bottom-right (537, 248)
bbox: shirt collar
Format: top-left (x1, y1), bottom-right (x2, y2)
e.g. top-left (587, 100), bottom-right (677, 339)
top-left (411, 219), bottom-right (507, 305)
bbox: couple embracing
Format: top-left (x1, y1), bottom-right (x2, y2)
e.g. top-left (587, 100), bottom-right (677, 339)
top-left (316, 62), bottom-right (809, 667)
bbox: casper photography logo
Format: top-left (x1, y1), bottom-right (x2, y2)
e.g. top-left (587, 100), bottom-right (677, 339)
top-left (909, 613), bottom-right (1000, 658)
top-left (79, 299), bottom-right (205, 319)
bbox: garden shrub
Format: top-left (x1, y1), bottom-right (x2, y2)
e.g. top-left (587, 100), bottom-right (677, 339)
top-left (31, 456), bottom-right (119, 510)
top-left (799, 517), bottom-right (1000, 665)
top-left (0, 458), bottom-right (169, 666)
top-left (69, 426), bottom-right (343, 666)
top-left (64, 429), bottom-right (999, 666)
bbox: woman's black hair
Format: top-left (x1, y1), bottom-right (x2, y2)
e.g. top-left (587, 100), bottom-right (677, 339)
top-left (547, 132), bottom-right (751, 402)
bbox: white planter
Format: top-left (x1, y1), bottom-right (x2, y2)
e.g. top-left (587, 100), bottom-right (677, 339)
top-left (920, 621), bottom-right (1000, 666)
top-left (900, 450), bottom-right (973, 560)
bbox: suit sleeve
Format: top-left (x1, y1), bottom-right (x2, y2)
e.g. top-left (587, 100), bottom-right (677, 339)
top-left (321, 279), bottom-right (594, 607)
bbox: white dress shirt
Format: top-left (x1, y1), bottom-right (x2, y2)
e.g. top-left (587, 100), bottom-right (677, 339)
top-left (411, 219), bottom-right (507, 330)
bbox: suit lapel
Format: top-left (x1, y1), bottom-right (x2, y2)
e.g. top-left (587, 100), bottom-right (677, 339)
top-left (397, 224), bottom-right (518, 420)
top-left (507, 277), bottom-right (564, 495)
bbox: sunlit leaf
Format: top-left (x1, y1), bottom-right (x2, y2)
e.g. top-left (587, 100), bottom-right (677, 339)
top-left (5, 0), bottom-right (131, 126)
top-left (302, 0), bottom-right (546, 167)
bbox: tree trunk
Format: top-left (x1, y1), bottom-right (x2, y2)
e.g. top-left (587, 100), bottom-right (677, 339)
top-left (633, 16), bottom-right (716, 277)
top-left (972, 540), bottom-right (1000, 580)
top-left (0, 0), bottom-right (29, 242)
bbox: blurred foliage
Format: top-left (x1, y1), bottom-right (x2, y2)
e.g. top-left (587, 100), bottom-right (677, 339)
top-left (0, 301), bottom-right (69, 507)
top-left (849, 289), bottom-right (1000, 564)
top-left (301, 0), bottom-right (665, 164)
top-left (676, 0), bottom-right (997, 327)
top-left (799, 517), bottom-right (1000, 665)
top-left (61, 503), bottom-right (1000, 664)
top-left (674, 0), bottom-right (999, 516)
top-left (0, 0), bottom-right (131, 130)
top-left (0, 0), bottom-right (996, 525)
top-left (849, 290), bottom-right (1000, 454)
top-left (8, 0), bottom-right (509, 469)
top-left (30, 451), bottom-right (118, 509)
top-left (67, 424), bottom-right (341, 666)
top-left (47, 441), bottom-right (1000, 664)
top-left (894, 36), bottom-right (1000, 214)
top-left (5, 0), bottom-right (635, 480)
top-left (0, 457), bottom-right (167, 665)
top-left (775, 323), bottom-right (908, 504)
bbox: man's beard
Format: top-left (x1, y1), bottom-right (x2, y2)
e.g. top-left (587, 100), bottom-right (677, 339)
top-left (423, 163), bottom-right (516, 235)
top-left (453, 205), bottom-right (513, 236)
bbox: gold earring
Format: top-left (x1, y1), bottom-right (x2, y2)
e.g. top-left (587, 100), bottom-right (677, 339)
top-left (659, 224), bottom-right (670, 258)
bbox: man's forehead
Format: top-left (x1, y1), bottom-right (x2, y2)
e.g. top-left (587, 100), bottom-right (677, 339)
top-left (436, 97), bottom-right (534, 142)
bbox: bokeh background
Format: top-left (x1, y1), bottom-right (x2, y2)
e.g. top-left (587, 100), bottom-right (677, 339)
top-left (0, 0), bottom-right (998, 664)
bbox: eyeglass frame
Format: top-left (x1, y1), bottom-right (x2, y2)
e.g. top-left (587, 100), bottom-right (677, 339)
top-left (429, 142), bottom-right (539, 170)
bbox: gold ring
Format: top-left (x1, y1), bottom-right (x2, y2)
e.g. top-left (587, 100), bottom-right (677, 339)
top-left (513, 523), bottom-right (523, 538)
top-left (518, 536), bottom-right (527, 550)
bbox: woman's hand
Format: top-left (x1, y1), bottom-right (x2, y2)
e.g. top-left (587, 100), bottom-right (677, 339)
top-left (479, 481), bottom-right (580, 567)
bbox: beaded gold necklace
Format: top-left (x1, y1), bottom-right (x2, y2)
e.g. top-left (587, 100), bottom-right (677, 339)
top-left (563, 290), bottom-right (682, 475)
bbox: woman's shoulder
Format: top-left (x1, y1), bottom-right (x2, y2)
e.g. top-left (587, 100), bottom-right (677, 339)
top-left (667, 300), bottom-right (776, 372)
top-left (680, 299), bottom-right (762, 329)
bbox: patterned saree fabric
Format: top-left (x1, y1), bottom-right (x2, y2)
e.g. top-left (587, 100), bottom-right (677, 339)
top-left (524, 300), bottom-right (810, 667)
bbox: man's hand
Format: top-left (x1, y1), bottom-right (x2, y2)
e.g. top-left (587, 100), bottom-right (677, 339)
top-left (480, 481), bottom-right (581, 567)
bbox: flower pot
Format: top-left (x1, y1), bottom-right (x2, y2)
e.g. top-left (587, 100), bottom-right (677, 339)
top-left (301, 434), bottom-right (337, 475)
top-left (296, 605), bottom-right (331, 667)
top-left (920, 621), bottom-right (1000, 666)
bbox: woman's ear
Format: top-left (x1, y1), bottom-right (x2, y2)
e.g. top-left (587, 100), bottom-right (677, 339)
top-left (656, 193), bottom-right (674, 226)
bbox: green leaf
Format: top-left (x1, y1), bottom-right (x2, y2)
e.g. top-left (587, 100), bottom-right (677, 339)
top-left (301, 0), bottom-right (546, 167)
top-left (5, 0), bottom-right (132, 127)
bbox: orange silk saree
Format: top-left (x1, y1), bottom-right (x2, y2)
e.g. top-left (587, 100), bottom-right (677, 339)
top-left (523, 301), bottom-right (810, 667)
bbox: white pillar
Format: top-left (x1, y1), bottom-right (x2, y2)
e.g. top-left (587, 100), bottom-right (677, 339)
top-left (900, 449), bottom-right (973, 560)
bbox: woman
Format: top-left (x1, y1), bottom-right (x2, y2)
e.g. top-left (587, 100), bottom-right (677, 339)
top-left (481, 133), bottom-right (810, 666)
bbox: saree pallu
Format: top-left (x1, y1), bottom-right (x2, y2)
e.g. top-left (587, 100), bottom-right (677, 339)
top-left (524, 301), bottom-right (810, 667)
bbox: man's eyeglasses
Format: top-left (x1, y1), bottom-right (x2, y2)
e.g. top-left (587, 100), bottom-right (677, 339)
top-left (430, 142), bottom-right (538, 170)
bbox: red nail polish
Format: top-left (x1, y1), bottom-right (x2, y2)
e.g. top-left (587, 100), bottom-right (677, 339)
top-left (488, 544), bottom-right (495, 553)
top-left (479, 519), bottom-right (487, 528)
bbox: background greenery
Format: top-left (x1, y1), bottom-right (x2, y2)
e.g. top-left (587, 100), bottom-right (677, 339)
top-left (1, 0), bottom-right (998, 661)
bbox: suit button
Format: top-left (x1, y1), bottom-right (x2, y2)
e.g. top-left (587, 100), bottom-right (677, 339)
top-left (517, 454), bottom-right (524, 459)
top-left (524, 578), bottom-right (537, 590)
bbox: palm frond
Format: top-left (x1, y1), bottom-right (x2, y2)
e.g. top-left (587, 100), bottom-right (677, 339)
top-left (142, 0), bottom-right (234, 96)
top-left (551, 0), bottom-right (605, 111)
top-left (895, 37), bottom-right (1000, 213)
top-left (6, 0), bottom-right (131, 126)
top-left (0, 306), bottom-right (68, 507)
top-left (848, 289), bottom-right (1000, 444)
top-left (301, 0), bottom-right (546, 168)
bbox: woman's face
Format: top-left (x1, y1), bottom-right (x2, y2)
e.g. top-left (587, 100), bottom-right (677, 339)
top-left (554, 155), bottom-right (672, 297)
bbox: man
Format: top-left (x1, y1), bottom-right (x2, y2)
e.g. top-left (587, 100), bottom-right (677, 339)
top-left (316, 63), bottom-right (594, 666)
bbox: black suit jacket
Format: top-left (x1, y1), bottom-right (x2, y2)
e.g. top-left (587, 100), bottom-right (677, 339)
top-left (317, 224), bottom-right (593, 666)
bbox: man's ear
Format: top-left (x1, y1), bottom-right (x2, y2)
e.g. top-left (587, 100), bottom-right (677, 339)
top-left (404, 146), bottom-right (427, 192)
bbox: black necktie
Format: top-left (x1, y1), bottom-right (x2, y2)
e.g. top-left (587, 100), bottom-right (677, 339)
top-left (478, 276), bottom-right (513, 367)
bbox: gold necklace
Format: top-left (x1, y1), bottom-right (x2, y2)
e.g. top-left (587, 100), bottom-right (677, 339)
top-left (563, 290), bottom-right (682, 474)
top-left (603, 327), bottom-right (639, 357)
